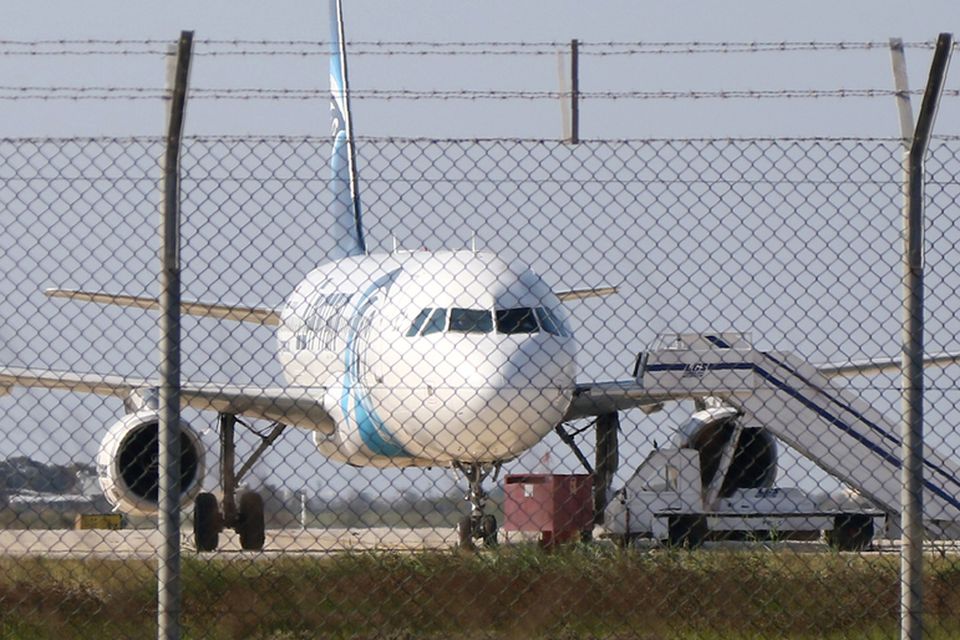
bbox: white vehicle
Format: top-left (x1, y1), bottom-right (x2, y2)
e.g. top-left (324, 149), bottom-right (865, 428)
top-left (604, 415), bottom-right (882, 551)
top-left (603, 334), bottom-right (960, 548)
top-left (2, 5), bottom-right (959, 554)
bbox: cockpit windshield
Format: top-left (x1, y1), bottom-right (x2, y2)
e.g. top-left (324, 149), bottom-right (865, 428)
top-left (407, 306), bottom-right (568, 337)
top-left (421, 308), bottom-right (446, 336)
top-left (449, 308), bottom-right (493, 334)
top-left (495, 308), bottom-right (539, 334)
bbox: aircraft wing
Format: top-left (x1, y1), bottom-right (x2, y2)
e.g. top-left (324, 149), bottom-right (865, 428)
top-left (45, 288), bottom-right (281, 326)
top-left (0, 366), bottom-right (332, 433)
top-left (564, 349), bottom-right (960, 420)
top-left (555, 286), bottom-right (617, 302)
top-left (564, 379), bottom-right (678, 420)
top-left (816, 351), bottom-right (960, 378)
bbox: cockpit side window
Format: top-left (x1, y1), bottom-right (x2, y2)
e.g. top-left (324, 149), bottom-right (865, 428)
top-left (449, 308), bottom-right (493, 334)
top-left (535, 307), bottom-right (566, 337)
top-left (406, 308), bottom-right (432, 337)
top-left (495, 308), bottom-right (539, 334)
top-left (421, 308), bottom-right (447, 336)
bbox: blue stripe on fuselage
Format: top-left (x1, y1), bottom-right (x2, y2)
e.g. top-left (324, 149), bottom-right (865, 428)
top-left (341, 271), bottom-right (412, 458)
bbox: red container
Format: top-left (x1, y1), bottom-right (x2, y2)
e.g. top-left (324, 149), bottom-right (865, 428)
top-left (503, 474), bottom-right (593, 545)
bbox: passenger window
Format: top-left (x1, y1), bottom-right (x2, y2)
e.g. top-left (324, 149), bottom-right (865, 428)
top-left (535, 307), bottom-right (563, 336)
top-left (421, 308), bottom-right (447, 336)
top-left (449, 308), bottom-right (493, 334)
top-left (406, 308), bottom-right (432, 337)
top-left (495, 308), bottom-right (539, 334)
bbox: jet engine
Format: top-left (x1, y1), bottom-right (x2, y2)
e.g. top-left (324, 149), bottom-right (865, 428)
top-left (675, 405), bottom-right (778, 497)
top-left (96, 410), bottom-right (205, 516)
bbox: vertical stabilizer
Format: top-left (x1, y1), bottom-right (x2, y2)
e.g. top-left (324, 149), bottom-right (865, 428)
top-left (328, 0), bottom-right (366, 257)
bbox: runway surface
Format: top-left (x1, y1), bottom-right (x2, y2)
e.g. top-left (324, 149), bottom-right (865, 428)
top-left (0, 526), bottom-right (461, 559)
top-left (2, 527), bottom-right (958, 559)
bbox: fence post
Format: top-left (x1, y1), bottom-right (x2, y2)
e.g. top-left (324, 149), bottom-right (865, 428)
top-left (570, 39), bottom-right (579, 144)
top-left (900, 32), bottom-right (952, 640)
top-left (159, 30), bottom-right (193, 640)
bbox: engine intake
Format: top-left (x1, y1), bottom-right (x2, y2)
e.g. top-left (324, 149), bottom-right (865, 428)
top-left (676, 406), bottom-right (777, 497)
top-left (96, 410), bottom-right (205, 516)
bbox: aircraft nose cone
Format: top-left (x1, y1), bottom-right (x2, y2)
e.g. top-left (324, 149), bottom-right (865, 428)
top-left (410, 336), bottom-right (576, 462)
top-left (416, 384), bottom-right (572, 462)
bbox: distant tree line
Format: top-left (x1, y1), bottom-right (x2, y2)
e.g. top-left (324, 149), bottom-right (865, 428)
top-left (0, 456), bottom-right (93, 494)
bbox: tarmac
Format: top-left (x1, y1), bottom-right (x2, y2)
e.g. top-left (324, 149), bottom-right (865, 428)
top-left (0, 526), bottom-right (460, 560)
top-left (2, 527), bottom-right (957, 560)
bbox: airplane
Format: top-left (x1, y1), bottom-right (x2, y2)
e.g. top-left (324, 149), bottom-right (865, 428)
top-left (0, 0), bottom-right (646, 552)
top-left (1, 1), bottom-right (959, 553)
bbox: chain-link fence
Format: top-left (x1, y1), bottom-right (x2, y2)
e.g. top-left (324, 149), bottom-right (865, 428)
top-left (2, 135), bottom-right (960, 638)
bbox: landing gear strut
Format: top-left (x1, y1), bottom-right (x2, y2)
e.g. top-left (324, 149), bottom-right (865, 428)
top-left (555, 412), bottom-right (621, 525)
top-left (454, 462), bottom-right (500, 550)
top-left (193, 413), bottom-right (286, 552)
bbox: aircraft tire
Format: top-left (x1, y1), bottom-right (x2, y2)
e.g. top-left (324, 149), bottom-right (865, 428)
top-left (665, 515), bottom-right (707, 549)
top-left (457, 516), bottom-right (475, 551)
top-left (481, 514), bottom-right (498, 547)
top-left (237, 491), bottom-right (266, 551)
top-left (194, 492), bottom-right (220, 552)
top-left (826, 514), bottom-right (873, 551)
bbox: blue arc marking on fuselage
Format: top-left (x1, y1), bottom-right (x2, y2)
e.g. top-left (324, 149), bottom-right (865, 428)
top-left (645, 360), bottom-right (960, 511)
top-left (341, 270), bottom-right (412, 458)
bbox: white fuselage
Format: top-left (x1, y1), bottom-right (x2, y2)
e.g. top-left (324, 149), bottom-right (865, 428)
top-left (276, 250), bottom-right (578, 468)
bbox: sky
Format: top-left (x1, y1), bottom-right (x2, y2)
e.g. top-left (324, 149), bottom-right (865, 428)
top-left (0, 1), bottom-right (959, 139)
top-left (2, 1), bottom-right (960, 507)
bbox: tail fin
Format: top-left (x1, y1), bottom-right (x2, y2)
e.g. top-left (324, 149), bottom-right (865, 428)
top-left (329, 0), bottom-right (366, 256)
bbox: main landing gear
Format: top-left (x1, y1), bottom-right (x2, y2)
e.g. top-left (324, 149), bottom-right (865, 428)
top-left (455, 462), bottom-right (501, 550)
top-left (193, 413), bottom-right (287, 552)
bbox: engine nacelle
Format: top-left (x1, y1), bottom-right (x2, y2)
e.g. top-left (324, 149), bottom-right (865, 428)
top-left (96, 410), bottom-right (205, 516)
top-left (676, 405), bottom-right (778, 497)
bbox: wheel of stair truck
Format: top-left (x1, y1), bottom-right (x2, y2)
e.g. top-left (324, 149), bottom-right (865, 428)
top-left (665, 515), bottom-right (708, 549)
top-left (825, 514), bottom-right (874, 551)
top-left (237, 491), bottom-right (266, 551)
top-left (194, 492), bottom-right (220, 552)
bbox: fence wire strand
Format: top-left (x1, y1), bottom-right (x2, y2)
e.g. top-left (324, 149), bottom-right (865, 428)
top-left (0, 39), bottom-right (945, 57)
top-left (2, 86), bottom-right (958, 102)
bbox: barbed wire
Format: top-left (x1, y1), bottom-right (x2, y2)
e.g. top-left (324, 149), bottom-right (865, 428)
top-left (1, 86), bottom-right (956, 101)
top-left (4, 134), bottom-right (959, 144)
top-left (0, 39), bottom-right (943, 57)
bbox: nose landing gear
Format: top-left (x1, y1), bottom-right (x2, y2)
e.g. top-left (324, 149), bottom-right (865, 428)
top-left (454, 461), bottom-right (501, 550)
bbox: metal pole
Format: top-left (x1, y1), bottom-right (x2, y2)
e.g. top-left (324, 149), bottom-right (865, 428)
top-left (901, 32), bottom-right (952, 640)
top-left (220, 413), bottom-right (237, 526)
top-left (159, 30), bottom-right (193, 640)
top-left (570, 38), bottom-right (579, 144)
top-left (594, 413), bottom-right (619, 524)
